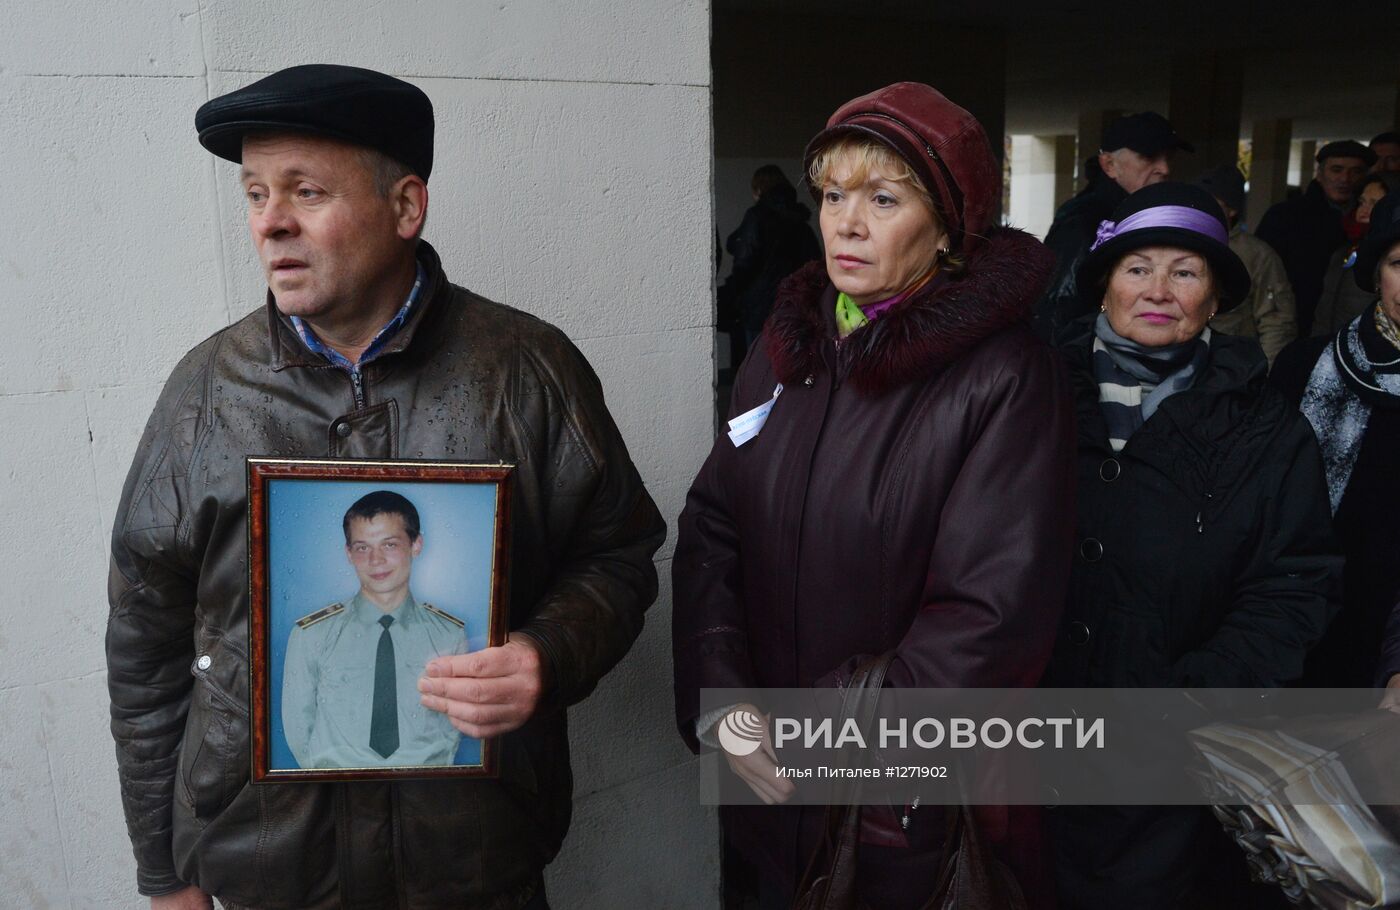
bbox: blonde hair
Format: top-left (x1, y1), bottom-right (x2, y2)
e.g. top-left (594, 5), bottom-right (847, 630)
top-left (807, 135), bottom-right (966, 273)
top-left (808, 136), bottom-right (936, 215)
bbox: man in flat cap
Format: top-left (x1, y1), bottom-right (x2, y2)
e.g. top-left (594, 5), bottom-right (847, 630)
top-left (1033, 111), bottom-right (1193, 341)
top-left (107, 64), bottom-right (665, 910)
top-left (1257, 139), bottom-right (1376, 335)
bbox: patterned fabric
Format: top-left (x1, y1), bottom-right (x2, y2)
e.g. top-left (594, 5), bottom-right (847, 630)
top-left (1091, 313), bottom-right (1211, 452)
top-left (1300, 304), bottom-right (1400, 512)
top-left (290, 261), bottom-right (425, 369)
top-left (1190, 715), bottom-right (1400, 910)
top-left (832, 269), bottom-right (939, 338)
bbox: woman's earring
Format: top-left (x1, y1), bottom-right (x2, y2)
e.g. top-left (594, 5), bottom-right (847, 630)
top-left (1099, 303), bottom-right (1107, 313)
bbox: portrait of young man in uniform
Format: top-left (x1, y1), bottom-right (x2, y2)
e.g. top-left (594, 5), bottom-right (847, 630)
top-left (281, 490), bottom-right (468, 770)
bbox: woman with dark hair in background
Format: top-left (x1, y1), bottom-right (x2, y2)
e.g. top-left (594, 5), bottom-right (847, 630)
top-left (1043, 181), bottom-right (1340, 909)
top-left (673, 82), bottom-right (1075, 909)
top-left (1273, 192), bottom-right (1400, 688)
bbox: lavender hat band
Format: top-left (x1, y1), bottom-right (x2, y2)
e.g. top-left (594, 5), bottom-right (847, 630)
top-left (1090, 205), bottom-right (1229, 252)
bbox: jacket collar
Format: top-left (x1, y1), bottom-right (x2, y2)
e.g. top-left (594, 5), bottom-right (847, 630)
top-left (764, 227), bottom-right (1055, 395)
top-left (267, 240), bottom-right (449, 371)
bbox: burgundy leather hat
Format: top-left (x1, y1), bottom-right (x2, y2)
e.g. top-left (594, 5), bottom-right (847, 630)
top-left (802, 82), bottom-right (1000, 253)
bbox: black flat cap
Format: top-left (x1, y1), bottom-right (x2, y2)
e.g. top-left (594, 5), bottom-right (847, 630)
top-left (1316, 139), bottom-right (1376, 167)
top-left (1101, 112), bottom-right (1194, 157)
top-left (1197, 163), bottom-right (1245, 216)
top-left (195, 64), bottom-right (434, 179)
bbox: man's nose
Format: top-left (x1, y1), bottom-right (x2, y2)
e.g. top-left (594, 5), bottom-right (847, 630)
top-left (252, 194), bottom-right (296, 239)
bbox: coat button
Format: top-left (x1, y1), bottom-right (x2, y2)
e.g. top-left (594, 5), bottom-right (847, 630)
top-left (197, 655), bottom-right (212, 671)
top-left (1080, 538), bottom-right (1104, 562)
top-left (1068, 621), bottom-right (1091, 644)
top-left (1099, 458), bottom-right (1121, 482)
top-left (335, 421), bottom-right (352, 438)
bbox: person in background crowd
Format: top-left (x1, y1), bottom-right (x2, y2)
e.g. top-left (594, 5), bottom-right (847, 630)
top-left (1257, 140), bottom-right (1375, 335)
top-left (674, 82), bottom-right (1075, 910)
top-left (1271, 192), bottom-right (1400, 687)
top-left (1370, 130), bottom-right (1400, 174)
top-left (1313, 173), bottom-right (1400, 337)
top-left (1034, 111), bottom-right (1193, 341)
top-left (1042, 181), bottom-right (1340, 910)
top-left (717, 165), bottom-right (821, 366)
top-left (1197, 163), bottom-right (1297, 365)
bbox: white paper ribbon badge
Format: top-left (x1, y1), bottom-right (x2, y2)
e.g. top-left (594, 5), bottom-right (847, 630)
top-left (727, 384), bottom-right (782, 447)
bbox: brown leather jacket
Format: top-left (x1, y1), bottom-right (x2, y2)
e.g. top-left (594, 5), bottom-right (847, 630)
top-left (671, 231), bottom-right (1076, 905)
top-left (107, 241), bottom-right (665, 909)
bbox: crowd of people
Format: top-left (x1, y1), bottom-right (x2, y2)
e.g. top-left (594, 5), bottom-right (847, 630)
top-left (106, 60), bottom-right (1400, 910)
top-left (693, 95), bottom-right (1400, 909)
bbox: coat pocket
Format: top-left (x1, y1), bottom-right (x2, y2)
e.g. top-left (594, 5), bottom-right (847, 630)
top-left (1090, 603), bottom-right (1171, 687)
top-left (178, 635), bottom-right (250, 821)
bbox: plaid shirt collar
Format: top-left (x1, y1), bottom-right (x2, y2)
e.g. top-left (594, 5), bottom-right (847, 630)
top-left (290, 261), bottom-right (426, 371)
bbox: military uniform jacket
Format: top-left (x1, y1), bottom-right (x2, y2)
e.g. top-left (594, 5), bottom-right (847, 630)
top-left (106, 241), bottom-right (666, 909)
top-left (283, 592), bottom-right (467, 769)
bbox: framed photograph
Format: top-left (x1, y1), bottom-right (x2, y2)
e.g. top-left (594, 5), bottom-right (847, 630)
top-left (247, 457), bottom-right (512, 782)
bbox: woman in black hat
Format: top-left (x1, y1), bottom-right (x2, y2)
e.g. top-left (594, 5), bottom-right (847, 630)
top-left (1042, 181), bottom-right (1341, 909)
top-left (1272, 192), bottom-right (1400, 690)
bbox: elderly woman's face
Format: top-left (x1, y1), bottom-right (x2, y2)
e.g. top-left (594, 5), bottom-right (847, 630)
top-left (1381, 242), bottom-right (1400, 326)
top-left (1103, 246), bottom-right (1218, 346)
top-left (819, 155), bottom-right (946, 307)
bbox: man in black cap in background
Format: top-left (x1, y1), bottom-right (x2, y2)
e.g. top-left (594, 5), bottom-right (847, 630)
top-left (1033, 111), bottom-right (1192, 340)
top-left (1370, 130), bottom-right (1400, 174)
top-left (107, 64), bottom-right (665, 910)
top-left (1197, 163), bottom-right (1297, 365)
top-left (1257, 139), bottom-right (1376, 335)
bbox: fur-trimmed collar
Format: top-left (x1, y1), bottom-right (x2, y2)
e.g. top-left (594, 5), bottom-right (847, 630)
top-left (764, 227), bottom-right (1055, 395)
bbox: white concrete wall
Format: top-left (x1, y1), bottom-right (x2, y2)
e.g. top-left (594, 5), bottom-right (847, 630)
top-left (1, 2), bottom-right (717, 907)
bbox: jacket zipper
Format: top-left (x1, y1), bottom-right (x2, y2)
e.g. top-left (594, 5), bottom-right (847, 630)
top-left (350, 367), bottom-right (366, 410)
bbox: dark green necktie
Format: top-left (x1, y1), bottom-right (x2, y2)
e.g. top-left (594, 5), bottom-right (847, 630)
top-left (369, 614), bottom-right (399, 758)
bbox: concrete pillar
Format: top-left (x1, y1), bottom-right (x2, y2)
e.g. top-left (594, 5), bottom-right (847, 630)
top-left (1076, 109), bottom-right (1124, 189)
top-left (1248, 119), bottom-right (1292, 223)
top-left (1168, 51), bottom-right (1244, 182)
top-left (1052, 134), bottom-right (1078, 209)
top-left (1299, 140), bottom-right (1318, 187)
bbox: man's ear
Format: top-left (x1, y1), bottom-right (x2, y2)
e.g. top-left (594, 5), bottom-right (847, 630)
top-left (394, 175), bottom-right (429, 240)
top-left (411, 535), bottom-right (424, 558)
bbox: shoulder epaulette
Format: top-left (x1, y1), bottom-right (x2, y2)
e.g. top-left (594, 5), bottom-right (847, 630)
top-left (296, 602), bottom-right (345, 629)
top-left (422, 602), bottom-right (465, 629)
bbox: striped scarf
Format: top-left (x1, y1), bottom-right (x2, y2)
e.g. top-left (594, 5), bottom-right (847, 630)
top-left (1092, 313), bottom-right (1211, 452)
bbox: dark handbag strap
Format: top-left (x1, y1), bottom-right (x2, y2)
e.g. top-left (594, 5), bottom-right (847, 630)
top-left (791, 654), bottom-right (894, 910)
top-left (923, 772), bottom-right (1029, 910)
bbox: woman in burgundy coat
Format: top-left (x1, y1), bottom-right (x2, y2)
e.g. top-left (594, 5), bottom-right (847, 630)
top-left (671, 82), bottom-right (1077, 909)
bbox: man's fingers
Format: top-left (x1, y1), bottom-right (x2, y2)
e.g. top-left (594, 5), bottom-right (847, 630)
top-left (417, 674), bottom-right (515, 704)
top-left (419, 691), bottom-right (517, 724)
top-left (448, 716), bottom-right (527, 739)
top-left (424, 642), bottom-right (527, 679)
